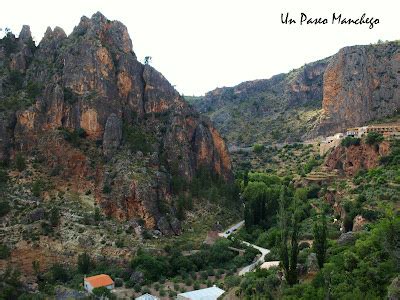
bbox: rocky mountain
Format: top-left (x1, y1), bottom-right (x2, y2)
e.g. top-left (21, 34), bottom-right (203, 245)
top-left (189, 41), bottom-right (400, 146)
top-left (0, 12), bottom-right (232, 234)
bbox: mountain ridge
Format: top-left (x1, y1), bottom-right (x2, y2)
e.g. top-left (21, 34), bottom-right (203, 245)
top-left (188, 40), bottom-right (400, 146)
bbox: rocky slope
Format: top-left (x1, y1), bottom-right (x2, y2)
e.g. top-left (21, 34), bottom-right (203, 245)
top-left (0, 12), bottom-right (232, 233)
top-left (188, 58), bottom-right (329, 146)
top-left (189, 41), bottom-right (400, 146)
top-left (325, 140), bottom-right (390, 176)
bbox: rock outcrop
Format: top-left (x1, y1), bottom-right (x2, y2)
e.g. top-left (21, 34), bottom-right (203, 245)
top-left (0, 12), bottom-right (232, 232)
top-left (189, 59), bottom-right (330, 145)
top-left (325, 141), bottom-right (390, 176)
top-left (317, 42), bottom-right (400, 135)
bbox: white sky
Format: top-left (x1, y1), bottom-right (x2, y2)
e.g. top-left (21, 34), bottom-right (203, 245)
top-left (1, 0), bottom-right (399, 95)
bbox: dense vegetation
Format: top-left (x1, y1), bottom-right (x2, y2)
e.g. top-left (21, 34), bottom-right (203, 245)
top-left (233, 137), bottom-right (400, 299)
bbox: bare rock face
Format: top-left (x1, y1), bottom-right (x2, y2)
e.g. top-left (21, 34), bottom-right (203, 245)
top-left (0, 12), bottom-right (232, 233)
top-left (325, 141), bottom-right (390, 176)
top-left (337, 231), bottom-right (356, 246)
top-left (191, 42), bottom-right (399, 145)
top-left (353, 215), bottom-right (368, 232)
top-left (103, 113), bottom-right (122, 160)
top-left (190, 59), bottom-right (330, 145)
top-left (317, 43), bottom-right (400, 135)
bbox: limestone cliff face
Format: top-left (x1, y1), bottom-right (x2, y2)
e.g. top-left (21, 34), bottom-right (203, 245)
top-left (325, 141), bottom-right (390, 176)
top-left (0, 12), bottom-right (232, 233)
top-left (189, 59), bottom-right (330, 145)
top-left (190, 42), bottom-right (400, 145)
top-left (317, 42), bottom-right (400, 135)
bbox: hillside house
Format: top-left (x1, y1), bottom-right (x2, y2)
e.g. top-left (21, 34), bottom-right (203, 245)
top-left (84, 274), bottom-right (114, 293)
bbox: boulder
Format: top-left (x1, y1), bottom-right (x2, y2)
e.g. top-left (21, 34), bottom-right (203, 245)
top-left (388, 276), bottom-right (400, 300)
top-left (306, 253), bottom-right (319, 273)
top-left (129, 271), bottom-right (144, 285)
top-left (337, 231), bottom-right (356, 246)
top-left (353, 215), bottom-right (368, 232)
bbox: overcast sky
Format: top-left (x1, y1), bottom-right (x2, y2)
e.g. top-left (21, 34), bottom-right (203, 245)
top-left (1, 0), bottom-right (399, 95)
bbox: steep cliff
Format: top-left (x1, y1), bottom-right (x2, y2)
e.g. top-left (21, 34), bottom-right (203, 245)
top-left (0, 12), bottom-right (232, 233)
top-left (189, 41), bottom-right (400, 146)
top-left (188, 58), bottom-right (329, 146)
top-left (317, 42), bottom-right (400, 135)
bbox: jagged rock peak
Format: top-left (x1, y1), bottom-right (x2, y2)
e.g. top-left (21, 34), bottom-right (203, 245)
top-left (72, 11), bottom-right (133, 55)
top-left (91, 11), bottom-right (108, 23)
top-left (42, 26), bottom-right (66, 42)
top-left (18, 25), bottom-right (32, 42)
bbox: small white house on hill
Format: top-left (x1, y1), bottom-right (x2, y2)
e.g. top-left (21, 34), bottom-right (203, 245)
top-left (177, 286), bottom-right (225, 300)
top-left (84, 274), bottom-right (114, 293)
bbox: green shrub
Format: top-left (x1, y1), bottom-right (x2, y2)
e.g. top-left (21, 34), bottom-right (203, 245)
top-left (8, 70), bottom-right (24, 90)
top-left (77, 252), bottom-right (92, 274)
top-left (92, 287), bottom-right (115, 299)
top-left (2, 32), bottom-right (18, 56)
top-left (0, 201), bottom-right (10, 217)
top-left (49, 208), bottom-right (60, 227)
top-left (15, 153), bottom-right (26, 172)
top-left (341, 136), bottom-right (361, 147)
top-left (253, 144), bottom-right (265, 154)
top-left (185, 278), bottom-right (193, 286)
top-left (102, 185), bottom-right (112, 194)
top-left (61, 128), bottom-right (86, 147)
top-left (63, 87), bottom-right (78, 104)
top-left (224, 275), bottom-right (241, 288)
top-left (26, 82), bottom-right (42, 99)
top-left (366, 132), bottom-right (384, 145)
top-left (0, 167), bottom-right (9, 184)
top-left (32, 180), bottom-right (45, 197)
top-left (50, 263), bottom-right (69, 283)
top-left (0, 244), bottom-right (11, 259)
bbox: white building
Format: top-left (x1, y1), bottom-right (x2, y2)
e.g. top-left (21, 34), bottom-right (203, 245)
top-left (177, 286), bottom-right (225, 300)
top-left (135, 294), bottom-right (159, 300)
top-left (84, 274), bottom-right (114, 293)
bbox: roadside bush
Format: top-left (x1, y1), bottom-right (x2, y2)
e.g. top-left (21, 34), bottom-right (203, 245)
top-left (225, 275), bottom-right (241, 288)
top-left (253, 144), bottom-right (265, 154)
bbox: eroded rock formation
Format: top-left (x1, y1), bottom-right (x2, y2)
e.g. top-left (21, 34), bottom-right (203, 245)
top-left (0, 12), bottom-right (232, 233)
top-left (324, 141), bottom-right (390, 176)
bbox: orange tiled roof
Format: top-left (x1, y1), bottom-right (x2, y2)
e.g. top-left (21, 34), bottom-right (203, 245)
top-left (84, 274), bottom-right (114, 288)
